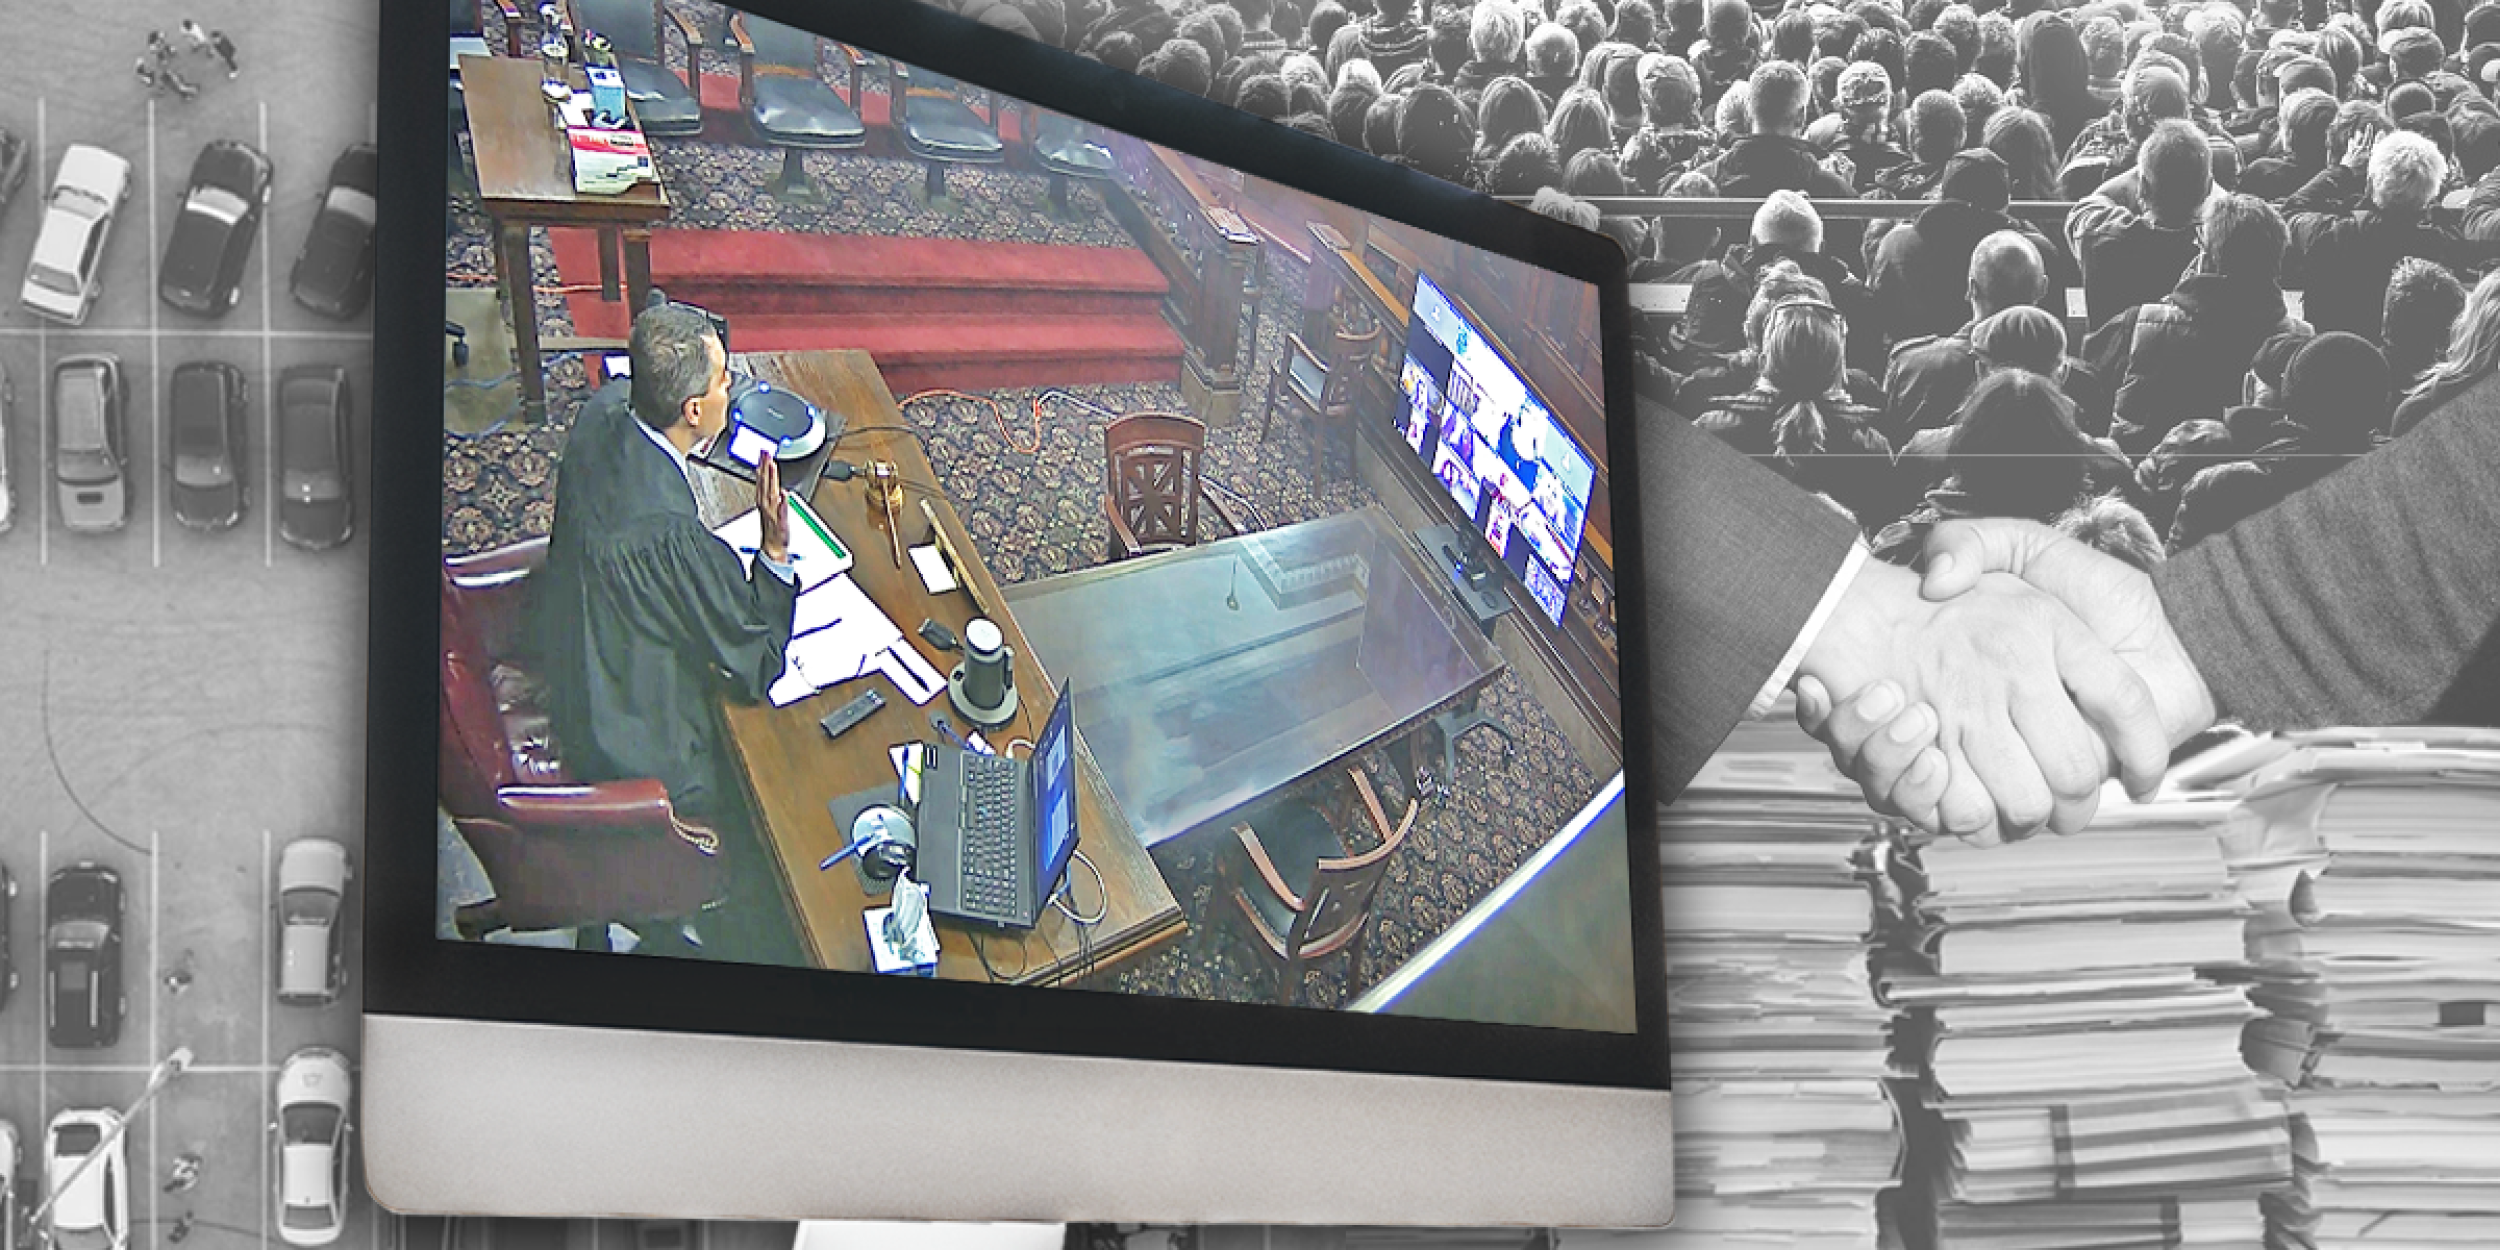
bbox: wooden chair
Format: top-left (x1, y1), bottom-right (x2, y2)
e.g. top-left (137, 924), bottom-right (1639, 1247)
top-left (1102, 410), bottom-right (1244, 561)
top-left (1221, 768), bottom-right (1417, 1005)
top-left (1259, 321), bottom-right (1380, 480)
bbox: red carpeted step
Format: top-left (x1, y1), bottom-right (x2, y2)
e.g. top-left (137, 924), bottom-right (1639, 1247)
top-left (550, 229), bottom-right (1166, 319)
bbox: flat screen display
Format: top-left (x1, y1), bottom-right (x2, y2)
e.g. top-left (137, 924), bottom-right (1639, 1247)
top-left (1399, 274), bottom-right (1598, 626)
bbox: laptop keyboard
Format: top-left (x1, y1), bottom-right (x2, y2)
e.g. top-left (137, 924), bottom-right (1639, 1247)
top-left (960, 753), bottom-right (1021, 915)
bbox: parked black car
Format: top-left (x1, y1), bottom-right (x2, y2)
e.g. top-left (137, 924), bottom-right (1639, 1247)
top-left (46, 863), bottom-right (125, 1049)
top-left (160, 140), bottom-right (273, 316)
top-left (52, 354), bottom-right (129, 534)
top-left (288, 144), bottom-right (376, 319)
top-left (168, 361), bottom-right (249, 530)
top-left (277, 365), bottom-right (354, 550)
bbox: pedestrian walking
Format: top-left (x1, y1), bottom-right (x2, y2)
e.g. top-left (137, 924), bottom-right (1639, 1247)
top-left (148, 30), bottom-right (175, 63)
top-left (180, 19), bottom-right (210, 51)
top-left (136, 58), bottom-right (165, 94)
top-left (163, 65), bottom-right (200, 101)
top-left (210, 30), bottom-right (239, 78)
top-left (165, 1152), bottom-right (203, 1194)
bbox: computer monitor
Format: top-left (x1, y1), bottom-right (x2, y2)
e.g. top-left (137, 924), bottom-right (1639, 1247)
top-left (1399, 274), bottom-right (1599, 627)
top-left (365, 0), bottom-right (1668, 1226)
top-left (1032, 684), bottom-right (1077, 900)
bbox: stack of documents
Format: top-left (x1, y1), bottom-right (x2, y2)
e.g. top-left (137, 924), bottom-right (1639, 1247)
top-left (1885, 798), bottom-right (2289, 1247)
top-left (711, 497), bottom-right (946, 708)
top-left (2214, 731), bottom-right (2500, 1250)
top-left (1659, 708), bottom-right (1907, 1250)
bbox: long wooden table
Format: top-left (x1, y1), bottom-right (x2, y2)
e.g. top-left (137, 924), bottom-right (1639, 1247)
top-left (461, 55), bottom-right (671, 422)
top-left (708, 351), bottom-right (1184, 985)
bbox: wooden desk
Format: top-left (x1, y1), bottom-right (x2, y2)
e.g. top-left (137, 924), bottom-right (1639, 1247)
top-left (460, 55), bottom-right (672, 422)
top-left (709, 351), bottom-right (1185, 985)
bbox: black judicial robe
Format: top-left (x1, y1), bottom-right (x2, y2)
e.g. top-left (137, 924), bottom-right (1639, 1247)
top-left (528, 381), bottom-right (799, 816)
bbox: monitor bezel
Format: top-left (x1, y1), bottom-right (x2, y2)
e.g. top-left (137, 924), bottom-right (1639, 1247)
top-left (369, 0), bottom-right (1669, 1092)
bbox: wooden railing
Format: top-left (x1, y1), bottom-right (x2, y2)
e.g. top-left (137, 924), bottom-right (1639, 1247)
top-left (1107, 140), bottom-right (1262, 422)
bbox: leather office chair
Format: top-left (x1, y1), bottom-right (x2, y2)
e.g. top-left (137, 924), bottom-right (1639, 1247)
top-left (730, 13), bottom-right (867, 205)
top-left (1102, 410), bottom-right (1245, 562)
top-left (1260, 322), bottom-right (1380, 480)
top-left (440, 538), bottom-right (728, 948)
top-left (1017, 102), bottom-right (1116, 219)
top-left (1220, 768), bottom-right (1417, 1006)
top-left (888, 62), bottom-right (1005, 209)
top-left (570, 0), bottom-right (706, 139)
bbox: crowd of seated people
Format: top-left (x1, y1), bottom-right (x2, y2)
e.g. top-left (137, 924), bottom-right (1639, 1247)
top-left (977, 0), bottom-right (2500, 565)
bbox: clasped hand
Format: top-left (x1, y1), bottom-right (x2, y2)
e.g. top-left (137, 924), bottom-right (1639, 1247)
top-left (1790, 520), bottom-right (2217, 843)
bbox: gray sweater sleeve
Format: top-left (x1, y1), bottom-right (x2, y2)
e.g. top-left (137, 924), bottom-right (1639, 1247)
top-left (2151, 378), bottom-right (2500, 732)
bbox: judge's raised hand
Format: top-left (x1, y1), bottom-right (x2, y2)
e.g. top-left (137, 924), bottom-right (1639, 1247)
top-left (754, 455), bottom-right (790, 565)
top-left (1799, 520), bottom-right (2220, 836)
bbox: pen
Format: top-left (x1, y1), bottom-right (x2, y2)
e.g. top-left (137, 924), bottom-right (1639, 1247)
top-left (737, 546), bottom-right (802, 560)
top-left (820, 841), bottom-right (864, 871)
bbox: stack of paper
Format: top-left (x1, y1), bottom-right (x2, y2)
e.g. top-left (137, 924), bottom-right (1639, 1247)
top-left (1886, 798), bottom-right (2289, 1247)
top-left (2214, 733), bottom-right (2500, 1250)
top-left (710, 497), bottom-right (945, 708)
top-left (1659, 708), bottom-right (1907, 1250)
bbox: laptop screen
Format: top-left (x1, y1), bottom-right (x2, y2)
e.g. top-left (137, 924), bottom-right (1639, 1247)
top-left (1033, 683), bottom-right (1077, 893)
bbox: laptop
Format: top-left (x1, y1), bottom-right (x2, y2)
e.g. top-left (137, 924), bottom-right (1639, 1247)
top-left (916, 681), bottom-right (1079, 929)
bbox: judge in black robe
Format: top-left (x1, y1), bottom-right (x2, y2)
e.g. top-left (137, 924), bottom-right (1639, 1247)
top-left (529, 305), bottom-right (802, 959)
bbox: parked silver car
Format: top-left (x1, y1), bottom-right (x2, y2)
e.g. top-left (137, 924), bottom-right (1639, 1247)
top-left (19, 144), bottom-right (131, 326)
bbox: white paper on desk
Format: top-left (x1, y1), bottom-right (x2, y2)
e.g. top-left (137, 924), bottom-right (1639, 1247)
top-left (908, 543), bottom-right (960, 594)
top-left (711, 494), bottom-right (853, 591)
top-left (764, 574), bottom-right (907, 707)
top-left (877, 640), bottom-right (947, 706)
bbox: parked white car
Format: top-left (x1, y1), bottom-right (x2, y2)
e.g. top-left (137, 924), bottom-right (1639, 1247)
top-left (44, 1108), bottom-right (127, 1250)
top-left (1, 1118), bottom-right (19, 1250)
top-left (20, 145), bottom-right (131, 326)
top-left (276, 838), bottom-right (351, 1005)
top-left (274, 1048), bottom-right (353, 1246)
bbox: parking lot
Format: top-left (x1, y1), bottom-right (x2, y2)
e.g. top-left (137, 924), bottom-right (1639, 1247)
top-left (1, 2), bottom-right (385, 1247)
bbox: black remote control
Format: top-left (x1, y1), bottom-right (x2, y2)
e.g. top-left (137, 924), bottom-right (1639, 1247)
top-left (819, 688), bottom-right (887, 740)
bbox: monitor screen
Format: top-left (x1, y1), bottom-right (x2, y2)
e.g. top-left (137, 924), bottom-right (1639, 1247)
top-left (1400, 274), bottom-right (1598, 627)
top-left (366, 0), bottom-right (1667, 1223)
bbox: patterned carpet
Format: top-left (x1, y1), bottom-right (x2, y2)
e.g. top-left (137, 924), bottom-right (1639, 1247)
top-left (442, 15), bottom-right (1608, 1009)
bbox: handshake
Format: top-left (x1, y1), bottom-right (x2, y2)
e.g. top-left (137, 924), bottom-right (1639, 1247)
top-left (1791, 517), bottom-right (2220, 844)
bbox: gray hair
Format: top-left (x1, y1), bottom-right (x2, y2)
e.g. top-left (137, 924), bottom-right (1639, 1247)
top-left (629, 303), bottom-right (721, 432)
top-left (1472, 0), bottom-right (1526, 65)
top-left (2370, 129), bottom-right (2444, 212)
top-left (1752, 189), bottom-right (1824, 253)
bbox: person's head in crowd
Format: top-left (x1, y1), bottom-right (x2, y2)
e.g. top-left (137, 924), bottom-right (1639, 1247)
top-left (2121, 64), bottom-right (2191, 142)
top-left (1431, 6), bottom-right (1478, 77)
top-left (1328, 20), bottom-right (1371, 79)
top-left (1283, 52), bottom-right (1332, 96)
top-left (1654, 170), bottom-right (1723, 262)
top-left (1235, 0), bottom-right (1278, 36)
top-left (1643, 53), bottom-right (1702, 126)
top-left (1307, 2), bottom-right (1356, 60)
top-left (1557, 0), bottom-right (1610, 53)
top-left (1910, 88), bottom-right (1969, 165)
top-left (2186, 3), bottom-right (2244, 109)
top-left (1330, 76), bottom-right (1383, 145)
top-left (1176, 8), bottom-right (1230, 72)
top-left (1733, 261), bottom-right (1832, 353)
top-left (1487, 130), bottom-right (1567, 191)
top-left (2198, 191), bottom-right (2289, 284)
top-left (2312, 23), bottom-right (2362, 95)
top-left (1748, 58), bottom-right (1811, 135)
top-left (1817, 9), bottom-right (1870, 59)
top-left (1665, 0), bottom-right (1707, 45)
top-left (2139, 32), bottom-right (2202, 100)
top-left (1755, 298), bottom-right (1854, 465)
top-left (1285, 109), bottom-right (1336, 142)
top-left (1935, 3), bottom-right (1983, 70)
top-left (2254, 0), bottom-right (2300, 35)
top-left (1619, 126), bottom-right (1677, 188)
top-left (1288, 77), bottom-right (1329, 116)
top-left (1838, 60), bottom-right (1896, 137)
top-left (1985, 107), bottom-right (2059, 198)
top-left (1471, 0), bottom-right (1529, 71)
top-left (1715, 77), bottom-right (1755, 138)
top-left (2387, 80), bottom-right (2438, 122)
top-left (2239, 328), bottom-right (2304, 409)
top-left (2141, 118), bottom-right (2215, 225)
top-left (1968, 227), bottom-right (2047, 316)
top-left (1579, 40), bottom-right (1638, 94)
top-left (2370, 128), bottom-right (2448, 215)
top-left (2378, 0), bottom-right (2436, 39)
top-left (1400, 83), bottom-right (1475, 179)
top-left (1972, 304), bottom-right (2069, 375)
top-left (1478, 75), bottom-right (1551, 156)
top-left (1527, 19), bottom-right (1582, 89)
top-left (1094, 29), bottom-right (1145, 73)
top-left (1613, 0), bottom-right (1661, 50)
top-left (1548, 85), bottom-right (1616, 161)
top-left (2399, 110), bottom-right (2457, 165)
top-left (1363, 92), bottom-right (1405, 155)
top-left (2278, 88), bottom-right (2339, 166)
top-left (1906, 31), bottom-right (1959, 95)
top-left (1339, 56), bottom-right (1384, 91)
top-left (1811, 55), bottom-right (1850, 115)
top-left (1565, 146), bottom-right (1631, 194)
top-left (2470, 0), bottom-right (2500, 47)
top-left (2457, 107), bottom-right (2500, 181)
top-left (1377, 0), bottom-right (1422, 24)
top-left (1704, 0), bottom-right (1753, 50)
top-left (1143, 39), bottom-right (1215, 95)
top-left (2132, 417), bottom-right (2234, 527)
top-left (1210, 3), bottom-right (1249, 54)
top-left (1854, 0), bottom-right (1909, 37)
top-left (2407, 266), bottom-right (2500, 408)
top-left (2054, 494), bottom-right (2167, 571)
top-left (1853, 28), bottom-right (1908, 91)
top-left (1773, 9), bottom-right (1817, 63)
top-left (2274, 53), bottom-right (2336, 102)
top-left (1237, 72), bottom-right (1292, 117)
top-left (1945, 369), bottom-right (2095, 511)
top-left (2016, 12), bottom-right (2095, 117)
top-left (1752, 188), bottom-right (1826, 254)
top-left (2281, 331), bottom-right (2393, 450)
top-left (1597, 210), bottom-right (1649, 260)
top-left (1940, 146), bottom-right (2014, 212)
top-left (2331, 99), bottom-right (2393, 169)
top-left (1603, 47), bottom-right (1649, 126)
top-left (1386, 59), bottom-right (1433, 94)
top-left (1527, 186), bottom-right (1604, 228)
top-left (1954, 72), bottom-right (2004, 148)
top-left (1975, 11), bottom-right (2018, 84)
top-left (2386, 27), bottom-right (2447, 84)
top-left (2384, 257), bottom-right (2469, 385)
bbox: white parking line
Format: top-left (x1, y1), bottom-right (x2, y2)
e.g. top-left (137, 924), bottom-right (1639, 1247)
top-left (0, 327), bottom-right (370, 341)
top-left (263, 827), bottom-right (275, 1250)
top-left (0, 1064), bottom-right (280, 1075)
top-left (36, 98), bottom-right (48, 568)
top-left (149, 97), bottom-right (162, 570)
top-left (262, 100), bottom-right (275, 571)
top-left (37, 828), bottom-right (48, 1117)
top-left (150, 828), bottom-right (161, 1247)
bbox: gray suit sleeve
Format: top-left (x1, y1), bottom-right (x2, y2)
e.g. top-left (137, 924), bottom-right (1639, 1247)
top-left (2153, 379), bottom-right (2500, 732)
top-left (1635, 395), bottom-right (1863, 799)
